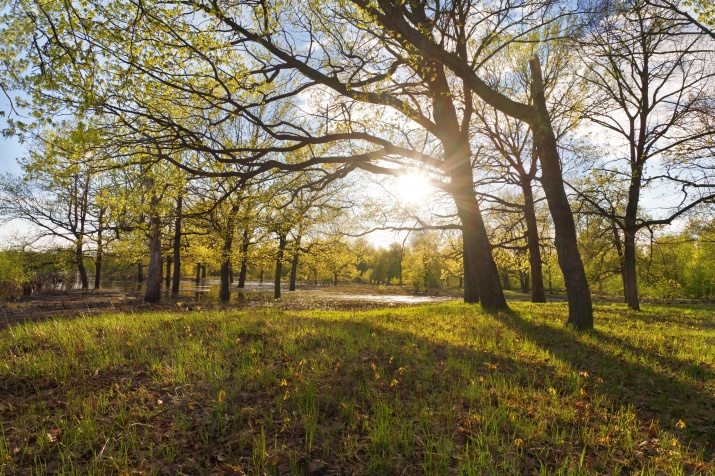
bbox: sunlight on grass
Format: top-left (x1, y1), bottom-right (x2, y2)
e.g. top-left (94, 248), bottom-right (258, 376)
top-left (1, 303), bottom-right (714, 474)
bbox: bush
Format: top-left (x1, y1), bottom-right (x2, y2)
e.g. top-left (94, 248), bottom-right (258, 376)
top-left (0, 250), bottom-right (30, 301)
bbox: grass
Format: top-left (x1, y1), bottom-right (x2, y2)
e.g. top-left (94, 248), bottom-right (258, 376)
top-left (0, 301), bottom-right (714, 475)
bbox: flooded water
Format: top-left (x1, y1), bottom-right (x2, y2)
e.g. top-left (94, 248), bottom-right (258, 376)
top-left (100, 280), bottom-right (456, 305)
top-left (318, 293), bottom-right (454, 304)
top-left (45, 278), bottom-right (457, 307)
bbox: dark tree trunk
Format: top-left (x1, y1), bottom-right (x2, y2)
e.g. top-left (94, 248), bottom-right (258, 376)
top-left (274, 234), bottom-right (287, 299)
top-left (521, 182), bottom-right (546, 303)
top-left (137, 262), bottom-right (144, 283)
top-left (229, 269), bottom-right (234, 284)
top-left (172, 195), bottom-right (182, 296)
top-left (94, 249), bottom-right (102, 290)
top-left (289, 235), bottom-right (301, 291)
top-left (623, 230), bottom-right (640, 310)
top-left (76, 241), bottom-right (89, 290)
top-left (333, 271), bottom-right (338, 286)
top-left (165, 257), bottom-right (172, 289)
top-left (610, 223), bottom-right (627, 302)
top-left (415, 49), bottom-right (504, 309)
top-left (520, 273), bottom-right (530, 294)
top-left (238, 230), bottom-right (250, 288)
top-left (201, 265), bottom-right (206, 279)
top-left (220, 234), bottom-right (233, 302)
top-left (530, 57), bottom-right (592, 329)
top-left (195, 263), bottom-right (201, 284)
top-left (289, 252), bottom-right (299, 291)
top-left (94, 208), bottom-right (104, 290)
top-left (259, 269), bottom-right (264, 285)
top-left (144, 212), bottom-right (162, 303)
top-left (453, 187), bottom-right (507, 309)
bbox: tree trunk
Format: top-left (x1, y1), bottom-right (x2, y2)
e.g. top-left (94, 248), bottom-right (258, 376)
top-left (412, 48), bottom-right (504, 308)
top-left (522, 181), bottom-right (547, 303)
top-left (220, 234), bottom-right (233, 302)
top-left (520, 273), bottom-right (530, 294)
top-left (94, 249), bottom-right (102, 290)
top-left (165, 257), bottom-right (172, 289)
top-left (76, 241), bottom-right (89, 290)
top-left (137, 262), bottom-right (144, 283)
top-left (530, 57), bottom-right (593, 329)
top-left (453, 188), bottom-right (507, 309)
top-left (289, 251), bottom-right (299, 291)
top-left (144, 212), bottom-right (162, 303)
top-left (172, 195), bottom-right (183, 296)
top-left (289, 235), bottom-right (301, 291)
top-left (94, 208), bottom-right (104, 290)
top-left (238, 230), bottom-right (250, 288)
top-left (274, 234), bottom-right (287, 299)
top-left (201, 265), bottom-right (206, 279)
top-left (195, 263), bottom-right (201, 284)
top-left (333, 271), bottom-right (338, 286)
top-left (623, 230), bottom-right (640, 310)
top-left (260, 269), bottom-right (264, 285)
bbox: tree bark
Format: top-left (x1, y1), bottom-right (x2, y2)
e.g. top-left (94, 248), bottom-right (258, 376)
top-left (413, 45), bottom-right (505, 308)
top-left (289, 235), bottom-right (301, 291)
top-left (530, 57), bottom-right (592, 329)
top-left (220, 234), bottom-right (233, 302)
top-left (274, 234), bottom-right (287, 299)
top-left (623, 230), bottom-right (640, 310)
top-left (172, 195), bottom-right (182, 296)
top-left (452, 177), bottom-right (506, 308)
top-left (165, 257), bottom-right (172, 289)
top-left (289, 251), bottom-right (300, 291)
top-left (144, 211), bottom-right (162, 303)
top-left (238, 230), bottom-right (250, 288)
top-left (76, 240), bottom-right (89, 290)
top-left (522, 181), bottom-right (547, 303)
top-left (94, 208), bottom-right (104, 290)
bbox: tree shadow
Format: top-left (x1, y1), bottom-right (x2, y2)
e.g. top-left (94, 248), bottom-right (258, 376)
top-left (490, 308), bottom-right (715, 457)
top-left (2, 304), bottom-right (714, 474)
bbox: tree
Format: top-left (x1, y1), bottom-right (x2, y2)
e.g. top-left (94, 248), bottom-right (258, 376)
top-left (576, 0), bottom-right (715, 309)
top-left (3, 0), bottom-right (607, 326)
top-left (0, 122), bottom-right (109, 289)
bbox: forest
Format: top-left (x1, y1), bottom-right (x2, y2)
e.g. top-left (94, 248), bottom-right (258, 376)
top-left (0, 0), bottom-right (714, 474)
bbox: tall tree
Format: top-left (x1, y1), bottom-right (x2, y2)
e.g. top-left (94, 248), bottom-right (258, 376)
top-left (576, 0), bottom-right (715, 310)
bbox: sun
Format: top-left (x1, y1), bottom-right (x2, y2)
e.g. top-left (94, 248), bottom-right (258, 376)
top-left (392, 172), bottom-right (433, 205)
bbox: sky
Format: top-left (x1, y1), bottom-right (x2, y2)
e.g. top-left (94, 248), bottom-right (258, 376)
top-left (0, 117), bottom-right (23, 175)
top-left (0, 106), bottom-right (30, 245)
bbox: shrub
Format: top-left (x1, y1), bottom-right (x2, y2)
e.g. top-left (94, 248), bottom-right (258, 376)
top-left (0, 250), bottom-right (30, 301)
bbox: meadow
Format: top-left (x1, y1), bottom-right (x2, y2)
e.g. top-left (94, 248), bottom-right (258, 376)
top-left (1, 300), bottom-right (714, 475)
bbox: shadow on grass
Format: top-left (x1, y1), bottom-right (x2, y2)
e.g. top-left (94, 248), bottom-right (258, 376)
top-left (2, 305), bottom-right (714, 475)
top-left (491, 308), bottom-right (715, 458)
top-left (0, 308), bottom-right (621, 475)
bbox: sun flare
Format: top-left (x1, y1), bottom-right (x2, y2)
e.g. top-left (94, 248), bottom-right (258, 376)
top-left (392, 173), bottom-right (432, 205)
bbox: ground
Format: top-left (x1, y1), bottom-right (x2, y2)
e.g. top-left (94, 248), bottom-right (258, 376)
top-left (1, 287), bottom-right (714, 475)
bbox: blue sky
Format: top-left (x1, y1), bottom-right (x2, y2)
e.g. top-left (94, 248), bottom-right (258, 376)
top-left (1, 96), bottom-right (25, 175)
top-left (0, 133), bottom-right (23, 175)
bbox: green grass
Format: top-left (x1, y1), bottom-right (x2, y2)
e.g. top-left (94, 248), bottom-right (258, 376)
top-left (1, 302), bottom-right (714, 475)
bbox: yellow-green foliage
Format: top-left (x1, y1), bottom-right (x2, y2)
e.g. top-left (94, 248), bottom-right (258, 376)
top-left (0, 251), bottom-right (29, 301)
